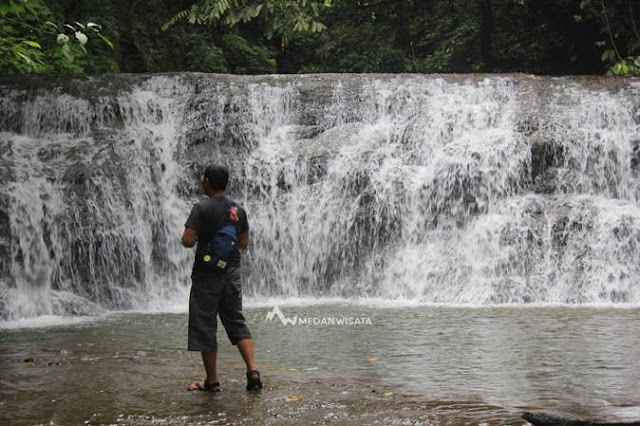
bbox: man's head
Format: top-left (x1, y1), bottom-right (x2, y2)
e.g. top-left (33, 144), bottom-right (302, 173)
top-left (203, 164), bottom-right (229, 194)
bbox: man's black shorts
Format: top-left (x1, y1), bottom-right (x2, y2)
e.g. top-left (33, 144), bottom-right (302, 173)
top-left (188, 267), bottom-right (252, 352)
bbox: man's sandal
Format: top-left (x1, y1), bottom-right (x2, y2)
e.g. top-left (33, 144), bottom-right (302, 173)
top-left (188, 380), bottom-right (221, 392)
top-left (246, 370), bottom-right (263, 391)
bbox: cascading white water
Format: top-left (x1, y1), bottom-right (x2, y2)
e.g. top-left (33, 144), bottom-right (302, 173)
top-left (1, 74), bottom-right (639, 321)
top-left (0, 76), bottom-right (193, 321)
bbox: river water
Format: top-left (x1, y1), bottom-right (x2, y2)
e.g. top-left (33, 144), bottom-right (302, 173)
top-left (2, 303), bottom-right (640, 425)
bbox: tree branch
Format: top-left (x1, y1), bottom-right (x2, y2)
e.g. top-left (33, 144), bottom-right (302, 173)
top-left (602, 0), bottom-right (623, 60)
top-left (358, 0), bottom-right (396, 9)
top-left (630, 1), bottom-right (640, 42)
top-left (0, 15), bottom-right (58, 36)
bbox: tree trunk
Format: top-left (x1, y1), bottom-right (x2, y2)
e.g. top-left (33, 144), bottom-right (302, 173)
top-left (395, 0), bottom-right (411, 53)
top-left (477, 0), bottom-right (495, 71)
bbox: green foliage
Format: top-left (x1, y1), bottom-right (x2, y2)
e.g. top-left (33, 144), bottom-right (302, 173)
top-left (222, 33), bottom-right (276, 74)
top-left (2, 0), bottom-right (640, 76)
top-left (0, 0), bottom-right (114, 73)
top-left (0, 0), bottom-right (34, 17)
top-left (282, 0), bottom-right (480, 74)
top-left (183, 33), bottom-right (228, 73)
top-left (310, 23), bottom-right (406, 73)
top-left (163, 0), bottom-right (328, 39)
top-left (0, 0), bottom-right (46, 71)
top-left (603, 53), bottom-right (640, 76)
top-left (575, 0), bottom-right (640, 76)
top-left (407, 2), bottom-right (479, 73)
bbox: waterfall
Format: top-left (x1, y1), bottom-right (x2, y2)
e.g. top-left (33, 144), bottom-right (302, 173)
top-left (0, 76), bottom-right (192, 320)
top-left (1, 74), bottom-right (639, 321)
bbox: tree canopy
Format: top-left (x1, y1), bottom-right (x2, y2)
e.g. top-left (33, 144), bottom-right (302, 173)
top-left (1, 0), bottom-right (638, 75)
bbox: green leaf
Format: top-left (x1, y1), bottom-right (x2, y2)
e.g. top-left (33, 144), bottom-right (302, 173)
top-left (611, 62), bottom-right (627, 75)
top-left (602, 49), bottom-right (617, 63)
top-left (162, 10), bottom-right (189, 31)
top-left (23, 2), bottom-right (38, 18)
top-left (601, 49), bottom-right (615, 62)
top-left (22, 40), bottom-right (41, 49)
top-left (45, 21), bottom-right (59, 30)
top-left (15, 51), bottom-right (35, 66)
top-left (621, 62), bottom-right (629, 75)
top-left (96, 32), bottom-right (114, 49)
top-left (10, 2), bottom-right (23, 16)
top-left (310, 21), bottom-right (326, 32)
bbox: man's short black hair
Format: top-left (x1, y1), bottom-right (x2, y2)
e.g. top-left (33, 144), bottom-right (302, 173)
top-left (204, 164), bottom-right (229, 191)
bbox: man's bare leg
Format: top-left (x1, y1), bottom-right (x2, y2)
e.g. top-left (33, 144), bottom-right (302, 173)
top-left (237, 338), bottom-right (262, 390)
top-left (201, 351), bottom-right (218, 383)
top-left (236, 338), bottom-right (258, 371)
top-left (188, 351), bottom-right (219, 391)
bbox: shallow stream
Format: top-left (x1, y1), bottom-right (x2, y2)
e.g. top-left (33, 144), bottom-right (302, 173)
top-left (2, 303), bottom-right (639, 425)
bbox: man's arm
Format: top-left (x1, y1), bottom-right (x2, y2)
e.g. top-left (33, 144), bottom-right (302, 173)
top-left (183, 203), bottom-right (200, 248)
top-left (238, 230), bottom-right (249, 250)
top-left (182, 227), bottom-right (197, 248)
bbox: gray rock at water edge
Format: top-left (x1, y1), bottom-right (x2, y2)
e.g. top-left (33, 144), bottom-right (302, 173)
top-left (523, 411), bottom-right (640, 426)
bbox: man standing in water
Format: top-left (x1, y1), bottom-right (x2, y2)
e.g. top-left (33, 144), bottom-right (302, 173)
top-left (181, 164), bottom-right (262, 392)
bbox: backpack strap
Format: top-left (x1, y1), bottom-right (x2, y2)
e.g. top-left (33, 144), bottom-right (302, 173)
top-left (213, 197), bottom-right (232, 231)
top-left (203, 197), bottom-right (233, 248)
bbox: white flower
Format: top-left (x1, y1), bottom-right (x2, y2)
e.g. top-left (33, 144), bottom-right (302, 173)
top-left (75, 31), bottom-right (88, 46)
top-left (56, 33), bottom-right (69, 44)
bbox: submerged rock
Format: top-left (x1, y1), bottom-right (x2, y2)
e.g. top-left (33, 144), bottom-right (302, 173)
top-left (523, 411), bottom-right (640, 426)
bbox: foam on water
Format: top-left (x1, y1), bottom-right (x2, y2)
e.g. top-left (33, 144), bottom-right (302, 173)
top-left (0, 313), bottom-right (104, 330)
top-left (246, 295), bottom-right (640, 309)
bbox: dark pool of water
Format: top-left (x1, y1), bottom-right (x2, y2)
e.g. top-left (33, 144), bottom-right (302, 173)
top-left (1, 305), bottom-right (640, 425)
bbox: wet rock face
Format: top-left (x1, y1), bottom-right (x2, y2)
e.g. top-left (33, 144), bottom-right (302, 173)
top-left (0, 153), bottom-right (11, 286)
top-left (530, 138), bottom-right (567, 194)
top-left (1, 73), bottom-right (640, 319)
top-left (632, 139), bottom-right (640, 170)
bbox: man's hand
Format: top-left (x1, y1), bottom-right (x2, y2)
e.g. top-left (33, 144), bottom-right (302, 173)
top-left (182, 228), bottom-right (197, 248)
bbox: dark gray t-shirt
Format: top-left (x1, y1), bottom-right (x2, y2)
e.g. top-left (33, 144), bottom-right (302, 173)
top-left (185, 196), bottom-right (249, 273)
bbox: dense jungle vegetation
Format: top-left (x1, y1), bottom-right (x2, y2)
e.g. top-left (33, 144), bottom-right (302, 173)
top-left (1, 0), bottom-right (639, 75)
